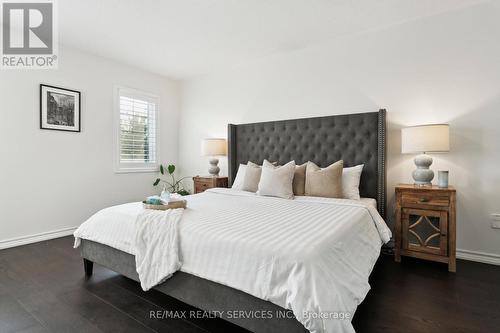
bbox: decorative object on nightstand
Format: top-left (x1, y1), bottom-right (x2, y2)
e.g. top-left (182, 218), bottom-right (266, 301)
top-left (401, 124), bottom-right (449, 186)
top-left (394, 184), bottom-right (456, 272)
top-left (193, 176), bottom-right (228, 194)
top-left (202, 138), bottom-right (227, 176)
top-left (438, 170), bottom-right (449, 188)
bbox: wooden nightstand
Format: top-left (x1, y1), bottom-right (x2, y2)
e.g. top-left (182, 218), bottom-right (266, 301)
top-left (394, 184), bottom-right (456, 272)
top-left (193, 176), bottom-right (228, 194)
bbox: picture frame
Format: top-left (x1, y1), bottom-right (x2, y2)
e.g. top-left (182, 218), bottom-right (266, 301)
top-left (40, 84), bottom-right (81, 132)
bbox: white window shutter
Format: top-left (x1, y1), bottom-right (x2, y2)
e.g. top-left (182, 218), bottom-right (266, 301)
top-left (115, 87), bottom-right (159, 172)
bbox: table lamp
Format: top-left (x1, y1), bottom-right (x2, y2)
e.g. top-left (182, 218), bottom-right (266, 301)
top-left (401, 124), bottom-right (449, 186)
top-left (201, 138), bottom-right (227, 176)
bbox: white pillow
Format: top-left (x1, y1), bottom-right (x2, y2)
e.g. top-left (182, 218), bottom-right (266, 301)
top-left (342, 164), bottom-right (364, 200)
top-left (241, 161), bottom-right (262, 192)
top-left (231, 164), bottom-right (246, 190)
top-left (257, 160), bottom-right (296, 199)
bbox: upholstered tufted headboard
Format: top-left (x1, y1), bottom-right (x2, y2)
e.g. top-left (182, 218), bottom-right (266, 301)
top-left (227, 109), bottom-right (387, 218)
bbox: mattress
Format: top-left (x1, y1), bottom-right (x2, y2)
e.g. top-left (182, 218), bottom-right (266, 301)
top-left (360, 197), bottom-right (377, 209)
top-left (74, 188), bottom-right (391, 333)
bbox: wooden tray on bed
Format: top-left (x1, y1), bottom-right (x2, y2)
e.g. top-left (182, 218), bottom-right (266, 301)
top-left (142, 200), bottom-right (187, 210)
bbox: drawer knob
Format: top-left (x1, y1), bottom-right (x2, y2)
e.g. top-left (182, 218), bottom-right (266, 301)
top-left (419, 197), bottom-right (429, 202)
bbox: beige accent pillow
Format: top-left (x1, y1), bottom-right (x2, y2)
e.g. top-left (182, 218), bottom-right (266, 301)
top-left (241, 161), bottom-right (261, 192)
top-left (292, 163), bottom-right (307, 196)
top-left (305, 160), bottom-right (344, 198)
top-left (257, 160), bottom-right (296, 199)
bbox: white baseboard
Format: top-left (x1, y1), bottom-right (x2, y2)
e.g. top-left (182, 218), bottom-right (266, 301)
top-left (457, 248), bottom-right (500, 266)
top-left (0, 227), bottom-right (77, 250)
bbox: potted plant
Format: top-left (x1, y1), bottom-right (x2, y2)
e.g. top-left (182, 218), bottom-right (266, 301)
top-left (153, 164), bottom-right (190, 196)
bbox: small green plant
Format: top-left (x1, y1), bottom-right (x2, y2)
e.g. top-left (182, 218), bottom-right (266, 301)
top-left (153, 164), bottom-right (190, 196)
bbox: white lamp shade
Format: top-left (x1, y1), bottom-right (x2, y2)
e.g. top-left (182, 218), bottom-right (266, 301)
top-left (401, 124), bottom-right (449, 153)
top-left (202, 138), bottom-right (227, 156)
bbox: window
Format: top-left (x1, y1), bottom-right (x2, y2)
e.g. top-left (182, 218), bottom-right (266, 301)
top-left (115, 87), bottom-right (159, 172)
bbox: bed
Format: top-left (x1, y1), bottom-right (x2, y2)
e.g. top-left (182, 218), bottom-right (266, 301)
top-left (75, 109), bottom-right (389, 333)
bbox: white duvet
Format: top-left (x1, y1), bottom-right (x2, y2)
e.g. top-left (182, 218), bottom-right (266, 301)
top-left (74, 188), bottom-right (391, 333)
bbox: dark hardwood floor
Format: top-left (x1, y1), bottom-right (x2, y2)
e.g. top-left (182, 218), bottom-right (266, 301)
top-left (1, 236), bottom-right (499, 333)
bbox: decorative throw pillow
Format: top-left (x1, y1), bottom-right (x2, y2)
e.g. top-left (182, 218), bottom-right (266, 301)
top-left (305, 160), bottom-right (344, 198)
top-left (257, 160), bottom-right (296, 199)
top-left (232, 161), bottom-right (279, 191)
top-left (292, 163), bottom-right (307, 196)
top-left (241, 161), bottom-right (262, 192)
top-left (231, 164), bottom-right (247, 190)
top-left (342, 164), bottom-right (364, 200)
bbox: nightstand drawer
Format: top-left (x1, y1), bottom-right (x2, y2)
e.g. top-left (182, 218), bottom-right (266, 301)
top-left (402, 193), bottom-right (449, 207)
top-left (196, 179), bottom-right (213, 188)
top-left (194, 180), bottom-right (214, 193)
top-left (195, 182), bottom-right (211, 192)
top-left (193, 176), bottom-right (228, 194)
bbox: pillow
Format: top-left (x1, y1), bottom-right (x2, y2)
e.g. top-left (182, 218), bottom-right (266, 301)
top-left (232, 161), bottom-right (278, 191)
top-left (257, 160), bottom-right (296, 199)
top-left (231, 164), bottom-right (246, 190)
top-left (343, 164), bottom-right (364, 200)
top-left (241, 161), bottom-right (262, 192)
top-left (305, 160), bottom-right (343, 198)
top-left (292, 163), bottom-right (307, 196)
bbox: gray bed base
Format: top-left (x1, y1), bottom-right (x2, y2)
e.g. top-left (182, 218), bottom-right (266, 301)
top-left (81, 239), bottom-right (307, 333)
top-left (80, 110), bottom-right (387, 332)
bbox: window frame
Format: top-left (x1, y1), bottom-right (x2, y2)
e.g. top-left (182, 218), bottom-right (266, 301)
top-left (113, 86), bottom-right (160, 173)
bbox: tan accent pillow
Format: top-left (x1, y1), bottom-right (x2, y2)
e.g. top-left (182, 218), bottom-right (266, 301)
top-left (305, 160), bottom-right (344, 198)
top-left (292, 163), bottom-right (307, 196)
top-left (241, 161), bottom-right (261, 192)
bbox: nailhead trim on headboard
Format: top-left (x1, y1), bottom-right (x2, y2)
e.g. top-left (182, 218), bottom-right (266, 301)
top-left (377, 109), bottom-right (387, 218)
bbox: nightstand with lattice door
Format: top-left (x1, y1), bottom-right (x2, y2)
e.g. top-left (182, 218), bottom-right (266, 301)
top-left (394, 184), bottom-right (456, 272)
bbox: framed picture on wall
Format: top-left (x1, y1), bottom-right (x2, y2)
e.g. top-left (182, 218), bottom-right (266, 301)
top-left (40, 84), bottom-right (81, 132)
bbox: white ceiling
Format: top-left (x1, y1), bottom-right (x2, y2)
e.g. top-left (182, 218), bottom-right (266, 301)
top-left (58, 0), bottom-right (483, 79)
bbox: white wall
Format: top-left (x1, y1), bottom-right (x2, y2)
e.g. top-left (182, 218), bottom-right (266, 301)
top-left (178, 2), bottom-right (500, 257)
top-left (0, 46), bottom-right (179, 246)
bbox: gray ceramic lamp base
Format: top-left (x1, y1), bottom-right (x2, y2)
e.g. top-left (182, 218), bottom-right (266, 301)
top-left (412, 153), bottom-right (434, 186)
top-left (208, 157), bottom-right (220, 176)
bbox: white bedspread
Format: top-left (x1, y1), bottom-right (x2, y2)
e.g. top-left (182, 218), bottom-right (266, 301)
top-left (74, 188), bottom-right (391, 333)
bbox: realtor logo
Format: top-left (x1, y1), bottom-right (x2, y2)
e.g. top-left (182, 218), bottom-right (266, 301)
top-left (1, 0), bottom-right (58, 68)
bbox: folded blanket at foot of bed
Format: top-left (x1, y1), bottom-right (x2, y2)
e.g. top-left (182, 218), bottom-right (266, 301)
top-left (134, 208), bottom-right (184, 290)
